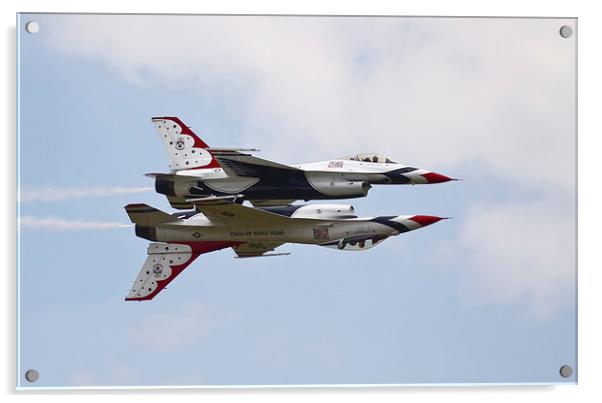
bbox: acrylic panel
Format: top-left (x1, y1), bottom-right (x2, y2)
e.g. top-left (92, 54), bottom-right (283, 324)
top-left (16, 14), bottom-right (577, 388)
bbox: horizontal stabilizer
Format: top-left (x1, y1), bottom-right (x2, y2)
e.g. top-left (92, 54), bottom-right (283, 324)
top-left (144, 172), bottom-right (201, 181)
top-left (125, 204), bottom-right (180, 226)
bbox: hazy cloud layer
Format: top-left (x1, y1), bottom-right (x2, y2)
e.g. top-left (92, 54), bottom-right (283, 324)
top-left (19, 186), bottom-right (153, 203)
top-left (458, 198), bottom-right (575, 319)
top-left (44, 16), bottom-right (575, 192)
top-left (42, 16), bottom-right (576, 317)
top-left (124, 302), bottom-right (235, 353)
top-left (20, 216), bottom-right (132, 230)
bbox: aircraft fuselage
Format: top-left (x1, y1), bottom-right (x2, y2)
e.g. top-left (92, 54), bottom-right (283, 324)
top-left (136, 214), bottom-right (407, 246)
top-left (155, 158), bottom-right (447, 206)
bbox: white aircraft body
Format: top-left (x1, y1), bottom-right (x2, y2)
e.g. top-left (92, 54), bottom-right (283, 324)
top-left (148, 117), bottom-right (456, 208)
top-left (124, 200), bottom-right (446, 301)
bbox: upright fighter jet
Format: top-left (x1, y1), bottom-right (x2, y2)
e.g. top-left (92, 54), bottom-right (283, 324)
top-left (124, 199), bottom-right (447, 301)
top-left (147, 117), bottom-right (456, 209)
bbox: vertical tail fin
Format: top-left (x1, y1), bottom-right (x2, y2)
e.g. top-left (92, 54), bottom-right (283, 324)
top-left (125, 241), bottom-right (241, 301)
top-left (151, 116), bottom-right (221, 171)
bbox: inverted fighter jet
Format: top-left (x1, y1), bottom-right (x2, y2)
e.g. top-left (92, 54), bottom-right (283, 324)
top-left (147, 117), bottom-right (456, 209)
top-left (124, 199), bottom-right (447, 301)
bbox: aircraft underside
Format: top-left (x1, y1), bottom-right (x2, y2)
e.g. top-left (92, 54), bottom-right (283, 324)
top-left (156, 177), bottom-right (372, 203)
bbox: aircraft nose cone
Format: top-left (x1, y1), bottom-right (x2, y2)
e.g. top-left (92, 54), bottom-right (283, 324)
top-left (408, 215), bottom-right (447, 227)
top-left (421, 172), bottom-right (454, 183)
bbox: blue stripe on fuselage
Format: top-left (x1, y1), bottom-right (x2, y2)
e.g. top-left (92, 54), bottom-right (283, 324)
top-left (370, 216), bottom-right (411, 233)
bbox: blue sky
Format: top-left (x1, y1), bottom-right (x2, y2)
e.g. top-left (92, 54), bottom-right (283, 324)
top-left (17, 14), bottom-right (576, 387)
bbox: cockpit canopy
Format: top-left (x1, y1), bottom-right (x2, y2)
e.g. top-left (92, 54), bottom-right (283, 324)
top-left (341, 153), bottom-right (398, 164)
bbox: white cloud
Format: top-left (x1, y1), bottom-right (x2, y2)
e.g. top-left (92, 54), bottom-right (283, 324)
top-left (457, 198), bottom-right (575, 319)
top-left (20, 216), bottom-right (132, 230)
top-left (43, 16), bottom-right (575, 193)
top-left (19, 186), bottom-right (153, 203)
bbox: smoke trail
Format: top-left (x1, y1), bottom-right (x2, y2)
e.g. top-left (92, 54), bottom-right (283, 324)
top-left (20, 216), bottom-right (133, 231)
top-left (19, 186), bottom-right (153, 203)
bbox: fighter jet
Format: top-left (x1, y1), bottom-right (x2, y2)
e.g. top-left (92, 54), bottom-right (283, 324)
top-left (124, 199), bottom-right (447, 301)
top-left (147, 117), bottom-right (456, 209)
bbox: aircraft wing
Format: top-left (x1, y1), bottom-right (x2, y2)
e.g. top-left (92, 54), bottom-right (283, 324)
top-left (211, 151), bottom-right (302, 178)
top-left (249, 199), bottom-right (296, 207)
top-left (232, 242), bottom-right (290, 258)
top-left (190, 199), bottom-right (291, 224)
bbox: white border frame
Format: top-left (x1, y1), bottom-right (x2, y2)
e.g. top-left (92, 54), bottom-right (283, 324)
top-left (3, 1), bottom-right (600, 402)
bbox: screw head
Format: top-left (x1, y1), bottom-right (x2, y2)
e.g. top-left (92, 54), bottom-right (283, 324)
top-left (25, 21), bottom-right (39, 34)
top-left (25, 369), bottom-right (39, 382)
top-left (559, 25), bottom-right (573, 38)
top-left (559, 365), bottom-right (573, 378)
